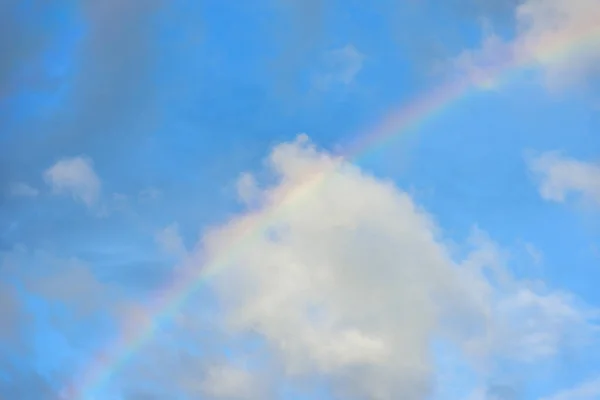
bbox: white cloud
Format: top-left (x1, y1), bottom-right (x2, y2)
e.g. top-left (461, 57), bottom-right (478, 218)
top-left (198, 364), bottom-right (263, 400)
top-left (312, 44), bottom-right (365, 91)
top-left (197, 135), bottom-right (598, 399)
top-left (542, 376), bottom-right (600, 400)
top-left (451, 0), bottom-right (600, 91)
top-left (155, 223), bottom-right (186, 257)
top-left (451, 31), bottom-right (513, 90)
top-left (515, 0), bottom-right (600, 91)
top-left (8, 182), bottom-right (39, 197)
top-left (236, 173), bottom-right (260, 206)
top-left (527, 151), bottom-right (600, 206)
top-left (43, 156), bottom-right (101, 207)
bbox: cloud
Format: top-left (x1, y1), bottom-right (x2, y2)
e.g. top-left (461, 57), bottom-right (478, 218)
top-left (198, 135), bottom-right (598, 399)
top-left (8, 182), bottom-right (39, 197)
top-left (0, 282), bottom-right (27, 344)
top-left (527, 151), bottom-right (600, 206)
top-left (2, 135), bottom-right (599, 399)
top-left (524, 242), bottom-right (544, 266)
top-left (541, 376), bottom-right (600, 400)
top-left (43, 156), bottom-right (101, 207)
top-left (451, 0), bottom-right (600, 91)
top-left (25, 257), bottom-right (111, 317)
top-left (236, 173), bottom-right (261, 207)
top-left (450, 29), bottom-right (513, 89)
top-left (155, 223), bottom-right (186, 257)
top-left (138, 187), bottom-right (162, 203)
top-left (0, 246), bottom-right (127, 398)
top-left (312, 44), bottom-right (365, 91)
top-left (199, 364), bottom-right (264, 400)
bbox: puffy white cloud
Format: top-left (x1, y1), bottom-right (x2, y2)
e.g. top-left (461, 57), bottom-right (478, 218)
top-left (528, 151), bottom-right (600, 206)
top-left (451, 0), bottom-right (600, 90)
top-left (43, 156), bottom-right (101, 207)
top-left (8, 182), bottom-right (39, 197)
top-left (542, 376), bottom-right (600, 400)
top-left (197, 135), bottom-right (598, 399)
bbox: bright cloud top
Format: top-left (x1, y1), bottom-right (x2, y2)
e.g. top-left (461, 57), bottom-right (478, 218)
top-left (194, 136), bottom-right (598, 399)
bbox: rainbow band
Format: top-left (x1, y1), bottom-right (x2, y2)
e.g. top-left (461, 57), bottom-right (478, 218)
top-left (65, 26), bottom-right (600, 399)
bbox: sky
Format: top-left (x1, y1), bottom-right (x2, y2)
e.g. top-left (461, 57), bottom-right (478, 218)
top-left (1, 0), bottom-right (600, 399)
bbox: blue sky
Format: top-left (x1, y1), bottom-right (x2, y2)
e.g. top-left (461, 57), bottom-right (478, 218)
top-left (2, 0), bottom-right (600, 399)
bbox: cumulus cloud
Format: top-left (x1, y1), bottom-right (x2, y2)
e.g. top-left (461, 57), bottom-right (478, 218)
top-left (527, 151), bottom-right (600, 206)
top-left (451, 0), bottom-right (600, 91)
top-left (197, 135), bottom-right (598, 399)
top-left (2, 135), bottom-right (599, 399)
top-left (43, 156), bottom-right (101, 207)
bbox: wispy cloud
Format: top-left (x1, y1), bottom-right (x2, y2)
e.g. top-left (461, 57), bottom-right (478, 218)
top-left (541, 375), bottom-right (600, 400)
top-left (312, 44), bottom-right (365, 91)
top-left (450, 0), bottom-right (600, 91)
top-left (8, 182), bottom-right (39, 197)
top-left (527, 151), bottom-right (600, 207)
top-left (155, 223), bottom-right (186, 258)
top-left (43, 156), bottom-right (101, 207)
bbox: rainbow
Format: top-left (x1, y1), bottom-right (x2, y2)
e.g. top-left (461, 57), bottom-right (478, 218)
top-left (65, 25), bottom-right (600, 399)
